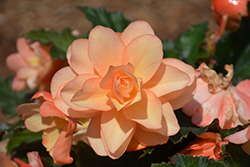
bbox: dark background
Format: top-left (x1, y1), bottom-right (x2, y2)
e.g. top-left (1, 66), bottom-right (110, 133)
top-left (0, 0), bottom-right (217, 77)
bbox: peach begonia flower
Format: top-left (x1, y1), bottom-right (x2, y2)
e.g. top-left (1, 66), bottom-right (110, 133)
top-left (0, 151), bottom-right (43, 167)
top-left (179, 132), bottom-right (228, 160)
top-left (6, 38), bottom-right (66, 92)
top-left (183, 63), bottom-right (250, 129)
top-left (50, 20), bottom-right (196, 159)
top-left (16, 91), bottom-right (78, 165)
top-left (225, 125), bottom-right (250, 155)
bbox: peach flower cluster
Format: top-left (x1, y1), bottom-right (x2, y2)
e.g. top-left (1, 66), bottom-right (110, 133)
top-left (183, 63), bottom-right (250, 129)
top-left (46, 20), bottom-right (196, 159)
top-left (17, 91), bottom-right (80, 164)
top-left (17, 20), bottom-right (196, 163)
top-left (6, 38), bottom-right (66, 92)
top-left (179, 132), bottom-right (228, 160)
top-left (0, 151), bottom-right (43, 167)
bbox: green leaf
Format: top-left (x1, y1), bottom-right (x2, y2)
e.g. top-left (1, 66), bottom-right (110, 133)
top-left (139, 147), bottom-right (154, 159)
top-left (6, 128), bottom-right (42, 154)
top-left (78, 6), bottom-right (131, 32)
top-left (163, 22), bottom-right (208, 66)
top-left (0, 121), bottom-right (24, 140)
top-left (170, 110), bottom-right (210, 144)
top-left (0, 77), bottom-right (32, 117)
top-left (152, 154), bottom-right (227, 167)
top-left (23, 28), bottom-right (77, 60)
top-left (214, 13), bottom-right (250, 81)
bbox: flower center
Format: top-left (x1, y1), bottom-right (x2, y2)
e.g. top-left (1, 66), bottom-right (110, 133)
top-left (100, 63), bottom-right (142, 110)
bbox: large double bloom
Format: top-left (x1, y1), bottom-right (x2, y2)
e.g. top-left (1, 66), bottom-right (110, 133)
top-left (51, 21), bottom-right (196, 159)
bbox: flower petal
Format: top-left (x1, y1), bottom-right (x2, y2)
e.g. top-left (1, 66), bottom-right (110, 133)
top-left (53, 126), bottom-right (73, 164)
top-left (122, 34), bottom-right (163, 83)
top-left (161, 98), bottom-right (180, 136)
top-left (72, 78), bottom-right (112, 111)
top-left (182, 78), bottom-right (212, 117)
top-left (192, 90), bottom-right (228, 127)
top-left (236, 79), bottom-right (250, 96)
top-left (160, 58), bottom-right (196, 109)
top-left (88, 26), bottom-right (125, 77)
top-left (123, 89), bottom-right (162, 129)
top-left (6, 53), bottom-right (27, 72)
top-left (87, 115), bottom-right (108, 156)
top-left (67, 39), bottom-right (95, 75)
top-left (11, 77), bottom-right (27, 91)
top-left (134, 126), bottom-right (169, 146)
top-left (16, 38), bottom-right (35, 60)
top-left (101, 108), bottom-right (136, 154)
top-left (126, 137), bottom-right (147, 151)
top-left (225, 126), bottom-right (250, 144)
top-left (42, 127), bottom-right (60, 153)
top-left (59, 74), bottom-right (101, 118)
top-left (39, 101), bottom-right (66, 119)
top-left (51, 66), bottom-right (76, 99)
top-left (120, 20), bottom-right (155, 46)
top-left (27, 151), bottom-right (44, 167)
top-left (16, 103), bottom-right (54, 132)
top-left (143, 61), bottom-right (190, 98)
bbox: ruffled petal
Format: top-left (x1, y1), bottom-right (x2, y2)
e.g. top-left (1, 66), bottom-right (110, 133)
top-left (120, 20), bottom-right (155, 46)
top-left (88, 26), bottom-right (125, 77)
top-left (50, 66), bottom-right (76, 99)
top-left (67, 39), bottom-right (95, 75)
top-left (72, 78), bottom-right (112, 111)
top-left (101, 108), bottom-right (136, 154)
top-left (160, 58), bottom-right (196, 109)
top-left (61, 74), bottom-right (98, 111)
top-left (143, 61), bottom-right (190, 98)
top-left (123, 89), bottom-right (162, 129)
top-left (122, 34), bottom-right (163, 83)
top-left (87, 115), bottom-right (108, 156)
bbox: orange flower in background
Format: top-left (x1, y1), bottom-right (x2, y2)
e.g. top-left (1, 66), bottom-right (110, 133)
top-left (225, 125), bottom-right (250, 155)
top-left (6, 38), bottom-right (66, 92)
top-left (50, 20), bottom-right (196, 159)
top-left (16, 91), bottom-right (78, 165)
top-left (179, 132), bottom-right (228, 160)
top-left (183, 63), bottom-right (250, 129)
top-left (0, 151), bottom-right (43, 167)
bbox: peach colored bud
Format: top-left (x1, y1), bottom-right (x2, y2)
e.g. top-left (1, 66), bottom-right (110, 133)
top-left (50, 20), bottom-right (196, 159)
top-left (6, 38), bottom-right (66, 92)
top-left (179, 132), bottom-right (228, 160)
top-left (183, 63), bottom-right (250, 129)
